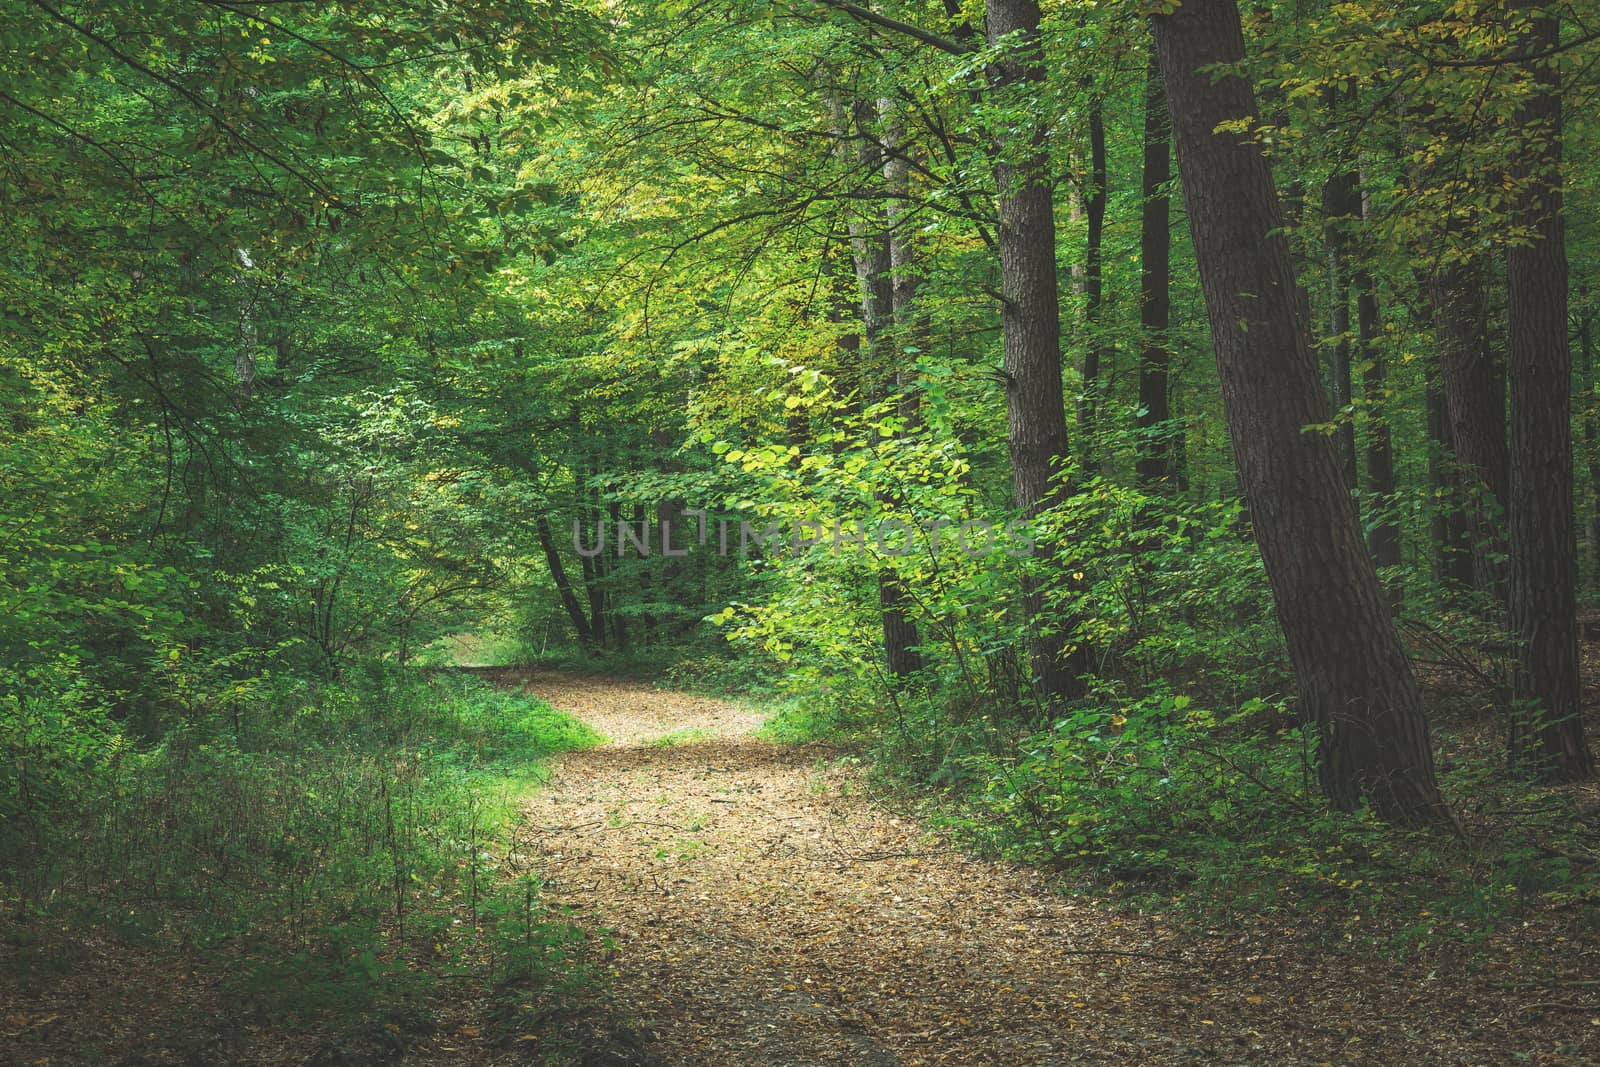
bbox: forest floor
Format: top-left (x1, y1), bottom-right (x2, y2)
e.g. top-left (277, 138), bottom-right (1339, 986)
top-left (4, 670), bottom-right (1599, 1066)
top-left (491, 670), bottom-right (1600, 1067)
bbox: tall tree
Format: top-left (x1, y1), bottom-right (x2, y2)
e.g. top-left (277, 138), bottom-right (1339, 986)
top-left (1426, 361), bottom-right (1478, 589)
top-left (1580, 312), bottom-right (1600, 593)
top-left (1429, 258), bottom-right (1510, 604)
top-left (877, 93), bottom-right (926, 680)
top-left (1322, 165), bottom-right (1359, 493)
top-left (1136, 47), bottom-right (1174, 489)
top-left (1154, 0), bottom-right (1451, 826)
top-left (985, 0), bottom-right (1081, 704)
top-left (1355, 258), bottom-right (1401, 585)
top-left (1080, 95), bottom-right (1110, 444)
top-left (1504, 3), bottom-right (1594, 781)
top-left (826, 85), bottom-right (925, 681)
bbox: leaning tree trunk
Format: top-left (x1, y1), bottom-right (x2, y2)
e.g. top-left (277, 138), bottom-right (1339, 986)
top-left (1155, 0), bottom-right (1452, 826)
top-left (1136, 46), bottom-right (1174, 490)
top-left (986, 0), bottom-right (1082, 706)
top-left (1504, 5), bottom-right (1594, 781)
top-left (537, 515), bottom-right (595, 649)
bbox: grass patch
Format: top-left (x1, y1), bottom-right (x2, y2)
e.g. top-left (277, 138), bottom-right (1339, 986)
top-left (2, 669), bottom-right (603, 1052)
top-left (646, 727), bottom-right (714, 747)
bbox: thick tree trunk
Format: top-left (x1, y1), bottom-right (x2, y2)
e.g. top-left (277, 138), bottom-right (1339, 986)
top-left (986, 0), bottom-right (1082, 706)
top-left (1505, 7), bottom-right (1594, 781)
top-left (1429, 259), bottom-right (1509, 605)
top-left (1137, 48), bottom-right (1174, 490)
top-left (1155, 0), bottom-right (1451, 826)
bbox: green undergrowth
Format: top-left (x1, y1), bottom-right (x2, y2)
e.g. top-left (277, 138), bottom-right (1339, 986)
top-left (2, 668), bottom-right (602, 1034)
top-left (763, 681), bottom-right (1600, 956)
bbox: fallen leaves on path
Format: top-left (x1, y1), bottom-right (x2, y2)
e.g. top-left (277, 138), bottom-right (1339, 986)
top-left (509, 671), bottom-right (1600, 1066)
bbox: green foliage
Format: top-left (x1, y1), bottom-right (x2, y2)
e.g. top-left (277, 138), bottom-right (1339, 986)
top-left (483, 875), bottom-right (592, 989)
top-left (719, 668), bottom-right (1588, 953)
top-left (1, 671), bottom-right (598, 1020)
top-left (1037, 483), bottom-right (1288, 699)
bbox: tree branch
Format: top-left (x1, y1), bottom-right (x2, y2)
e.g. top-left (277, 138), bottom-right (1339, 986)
top-left (815, 0), bottom-right (971, 56)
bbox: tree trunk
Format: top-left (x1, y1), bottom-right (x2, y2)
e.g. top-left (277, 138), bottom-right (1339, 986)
top-left (1504, 6), bottom-right (1594, 781)
top-left (1321, 168), bottom-right (1359, 494)
top-left (578, 479), bottom-right (607, 647)
top-left (877, 95), bottom-right (925, 680)
top-left (536, 515), bottom-right (596, 649)
top-left (831, 95), bottom-right (894, 377)
top-left (828, 87), bottom-right (926, 682)
top-left (1426, 363), bottom-right (1476, 589)
top-left (1429, 258), bottom-right (1509, 605)
top-left (1356, 177), bottom-right (1400, 600)
top-left (1155, 0), bottom-right (1451, 826)
top-left (1580, 315), bottom-right (1600, 594)
top-left (1080, 97), bottom-right (1109, 446)
top-left (605, 499), bottom-right (629, 650)
top-left (1137, 47), bottom-right (1174, 490)
top-left (1357, 263), bottom-right (1400, 590)
top-left (986, 0), bottom-right (1082, 706)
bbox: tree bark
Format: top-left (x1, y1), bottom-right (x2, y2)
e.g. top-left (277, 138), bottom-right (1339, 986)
top-left (1322, 168), bottom-right (1359, 494)
top-left (830, 94), bottom-right (894, 379)
top-left (536, 515), bottom-right (596, 649)
top-left (1080, 97), bottom-right (1109, 445)
top-left (827, 86), bottom-right (926, 681)
top-left (1355, 178), bottom-right (1400, 598)
top-left (605, 499), bottom-right (629, 650)
top-left (877, 95), bottom-right (925, 680)
top-left (1505, 6), bottom-right (1594, 781)
top-left (1580, 314), bottom-right (1600, 594)
top-left (986, 0), bottom-right (1082, 706)
top-left (1426, 362), bottom-right (1476, 589)
top-left (1155, 0), bottom-right (1451, 826)
top-left (1429, 258), bottom-right (1509, 605)
top-left (1356, 263), bottom-right (1401, 586)
top-left (1137, 48), bottom-right (1174, 490)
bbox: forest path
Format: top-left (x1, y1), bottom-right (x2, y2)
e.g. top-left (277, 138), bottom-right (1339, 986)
top-left (499, 671), bottom-right (1600, 1067)
top-left (495, 672), bottom-right (1265, 1066)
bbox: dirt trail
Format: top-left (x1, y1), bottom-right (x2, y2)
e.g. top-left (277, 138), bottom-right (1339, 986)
top-left (504, 671), bottom-right (1600, 1067)
top-left (514, 672), bottom-right (1176, 1066)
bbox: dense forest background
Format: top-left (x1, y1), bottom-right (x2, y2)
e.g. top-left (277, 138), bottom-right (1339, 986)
top-left (5, 0), bottom-right (1600, 1062)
